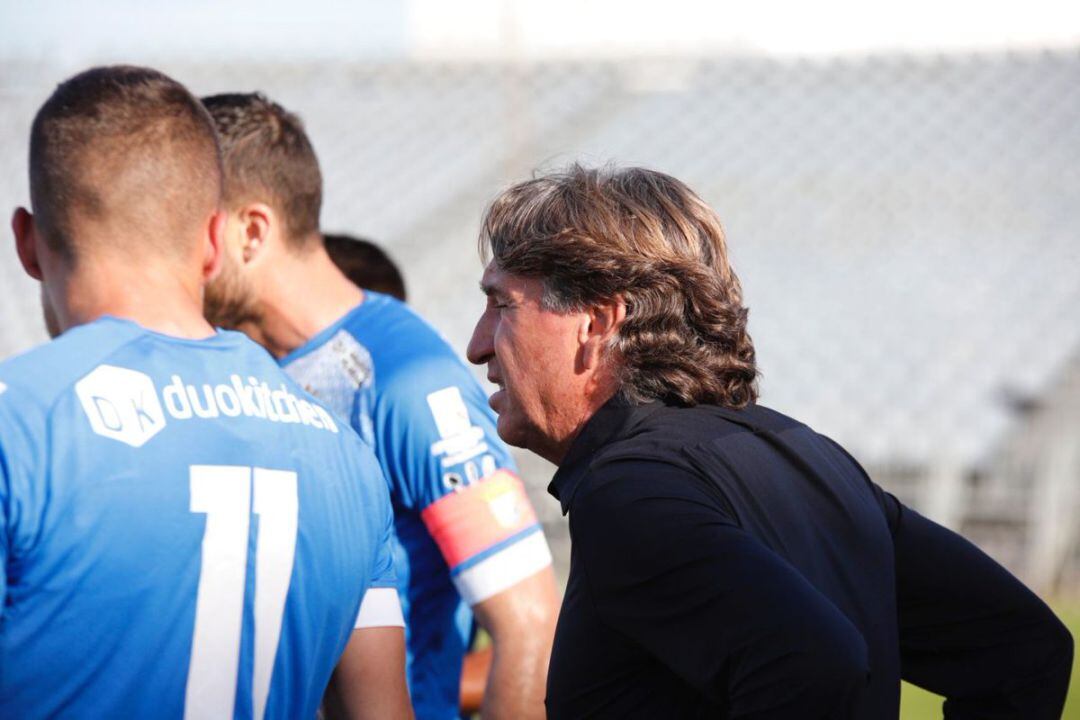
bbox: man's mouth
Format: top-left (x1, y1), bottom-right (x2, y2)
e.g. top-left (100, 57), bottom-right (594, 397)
top-left (487, 372), bottom-right (507, 412)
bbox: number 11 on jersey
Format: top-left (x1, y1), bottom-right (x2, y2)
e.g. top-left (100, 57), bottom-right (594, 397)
top-left (185, 466), bottom-right (299, 720)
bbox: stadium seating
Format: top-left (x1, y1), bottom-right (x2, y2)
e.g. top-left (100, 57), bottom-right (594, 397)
top-left (2, 51), bottom-right (1077, 589)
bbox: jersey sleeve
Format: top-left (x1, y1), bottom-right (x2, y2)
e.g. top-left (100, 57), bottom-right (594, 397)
top-left (575, 459), bottom-right (871, 716)
top-left (354, 489), bottom-right (405, 628)
top-left (373, 357), bottom-right (552, 606)
top-left (354, 442), bottom-right (404, 629)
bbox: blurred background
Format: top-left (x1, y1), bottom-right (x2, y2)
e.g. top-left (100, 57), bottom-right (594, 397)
top-left (1, 2), bottom-right (1078, 712)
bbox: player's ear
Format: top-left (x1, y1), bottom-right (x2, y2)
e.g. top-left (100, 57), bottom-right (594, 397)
top-left (12, 207), bottom-right (43, 281)
top-left (239, 202), bottom-right (273, 265)
top-left (202, 208), bottom-right (227, 282)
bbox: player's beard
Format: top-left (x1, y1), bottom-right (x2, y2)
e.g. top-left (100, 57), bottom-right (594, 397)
top-left (203, 254), bottom-right (262, 330)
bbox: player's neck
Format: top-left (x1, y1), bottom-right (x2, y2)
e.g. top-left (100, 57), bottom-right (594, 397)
top-left (254, 248), bottom-right (363, 358)
top-left (56, 259), bottom-right (214, 339)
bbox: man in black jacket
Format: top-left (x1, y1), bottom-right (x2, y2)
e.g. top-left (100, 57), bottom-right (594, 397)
top-left (465, 163), bottom-right (1073, 719)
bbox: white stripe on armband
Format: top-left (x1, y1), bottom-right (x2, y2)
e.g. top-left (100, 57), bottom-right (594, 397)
top-left (354, 587), bottom-right (405, 629)
top-left (452, 531), bottom-right (553, 606)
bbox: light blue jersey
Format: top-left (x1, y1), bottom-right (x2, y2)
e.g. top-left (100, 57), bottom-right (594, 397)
top-left (0, 317), bottom-right (396, 719)
top-left (282, 293), bottom-right (552, 719)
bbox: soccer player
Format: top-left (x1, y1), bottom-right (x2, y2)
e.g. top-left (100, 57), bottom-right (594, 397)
top-left (324, 233), bottom-right (408, 302)
top-left (322, 231), bottom-right (496, 714)
top-left (2, 66), bottom-right (411, 719)
top-left (200, 92), bottom-right (560, 720)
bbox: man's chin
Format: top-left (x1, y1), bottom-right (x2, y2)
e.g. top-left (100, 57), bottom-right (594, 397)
top-left (494, 410), bottom-right (529, 450)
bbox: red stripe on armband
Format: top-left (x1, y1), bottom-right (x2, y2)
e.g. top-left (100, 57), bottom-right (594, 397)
top-left (420, 469), bottom-right (539, 570)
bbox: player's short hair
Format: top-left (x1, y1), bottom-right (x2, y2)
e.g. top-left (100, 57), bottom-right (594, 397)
top-left (324, 233), bottom-right (407, 301)
top-left (481, 164), bottom-right (758, 409)
top-left (200, 92), bottom-right (322, 249)
top-left (29, 65), bottom-right (222, 260)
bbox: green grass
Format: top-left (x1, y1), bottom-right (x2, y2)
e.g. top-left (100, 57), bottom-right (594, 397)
top-left (900, 601), bottom-right (1079, 719)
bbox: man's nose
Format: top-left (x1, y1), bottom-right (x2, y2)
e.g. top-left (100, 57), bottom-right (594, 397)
top-left (467, 312), bottom-right (494, 366)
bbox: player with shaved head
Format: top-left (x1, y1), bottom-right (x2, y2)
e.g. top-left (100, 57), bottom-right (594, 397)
top-left (24, 65), bottom-right (223, 335)
top-left (2, 66), bottom-right (411, 719)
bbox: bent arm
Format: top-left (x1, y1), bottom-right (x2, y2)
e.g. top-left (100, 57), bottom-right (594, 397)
top-left (471, 566), bottom-right (560, 720)
top-left (418, 464), bottom-right (558, 718)
top-left (323, 627), bottom-right (413, 720)
top-left (890, 500), bottom-right (1073, 719)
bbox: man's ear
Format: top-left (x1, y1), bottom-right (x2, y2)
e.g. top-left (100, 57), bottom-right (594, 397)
top-left (12, 207), bottom-right (43, 281)
top-left (202, 209), bottom-right (227, 282)
top-left (579, 296), bottom-right (627, 371)
top-left (239, 203), bottom-right (274, 265)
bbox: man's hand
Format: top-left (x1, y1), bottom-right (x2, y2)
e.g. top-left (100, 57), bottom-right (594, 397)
top-left (471, 567), bottom-right (560, 720)
top-left (323, 627), bottom-right (413, 720)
